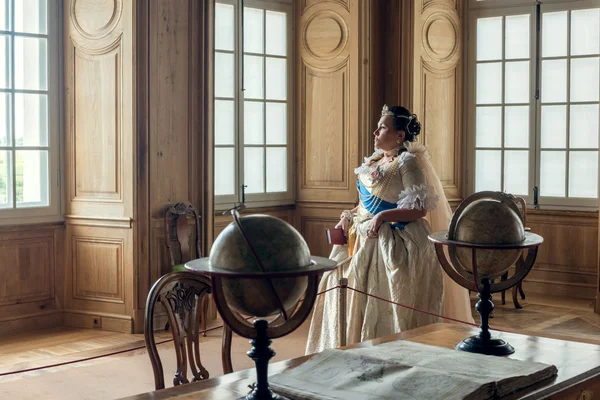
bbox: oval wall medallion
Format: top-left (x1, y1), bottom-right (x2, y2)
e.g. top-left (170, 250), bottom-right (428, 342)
top-left (303, 10), bottom-right (348, 61)
top-left (422, 12), bottom-right (459, 64)
top-left (71, 0), bottom-right (123, 40)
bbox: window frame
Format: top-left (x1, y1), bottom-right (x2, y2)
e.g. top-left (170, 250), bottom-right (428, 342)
top-left (466, 0), bottom-right (600, 210)
top-left (0, 0), bottom-right (62, 225)
top-left (214, 0), bottom-right (295, 211)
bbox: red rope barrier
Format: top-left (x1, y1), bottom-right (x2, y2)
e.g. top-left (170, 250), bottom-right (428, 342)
top-left (0, 322), bottom-right (233, 378)
top-left (316, 285), bottom-right (340, 296)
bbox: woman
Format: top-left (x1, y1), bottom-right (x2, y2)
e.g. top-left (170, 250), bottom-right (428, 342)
top-left (306, 105), bottom-right (474, 354)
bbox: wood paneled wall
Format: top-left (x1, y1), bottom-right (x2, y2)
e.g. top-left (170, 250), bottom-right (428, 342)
top-left (64, 0), bottom-right (135, 332)
top-left (135, 0), bottom-right (213, 332)
top-left (520, 211), bottom-right (598, 300)
top-left (294, 0), bottom-right (381, 256)
top-left (406, 0), bottom-right (464, 204)
top-left (64, 0), bottom-right (214, 333)
top-left (0, 224), bottom-right (64, 335)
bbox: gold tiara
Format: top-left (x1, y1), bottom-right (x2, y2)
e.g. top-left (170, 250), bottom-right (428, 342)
top-left (381, 104), bottom-right (395, 117)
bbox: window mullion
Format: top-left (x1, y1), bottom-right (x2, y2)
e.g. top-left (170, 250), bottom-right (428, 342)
top-left (10, 0), bottom-right (15, 210)
top-left (564, 9), bottom-right (571, 199)
top-left (238, 0), bottom-right (244, 204)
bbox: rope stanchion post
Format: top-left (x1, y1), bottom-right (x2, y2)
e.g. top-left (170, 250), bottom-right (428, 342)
top-left (338, 277), bottom-right (348, 347)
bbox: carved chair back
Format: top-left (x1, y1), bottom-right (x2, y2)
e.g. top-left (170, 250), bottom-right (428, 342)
top-left (145, 271), bottom-right (212, 390)
top-left (164, 202), bottom-right (202, 268)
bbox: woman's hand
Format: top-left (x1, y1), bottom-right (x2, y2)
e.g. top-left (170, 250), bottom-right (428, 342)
top-left (366, 214), bottom-right (384, 238)
top-left (335, 217), bottom-right (350, 236)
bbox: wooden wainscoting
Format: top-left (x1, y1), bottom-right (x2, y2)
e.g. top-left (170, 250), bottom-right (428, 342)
top-left (0, 223), bottom-right (64, 336)
top-left (522, 211), bottom-right (599, 300)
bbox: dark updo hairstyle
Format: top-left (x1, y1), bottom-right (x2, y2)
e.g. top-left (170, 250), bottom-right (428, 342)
top-left (388, 106), bottom-right (421, 142)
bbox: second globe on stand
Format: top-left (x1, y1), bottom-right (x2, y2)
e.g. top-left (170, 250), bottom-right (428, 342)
top-left (449, 196), bottom-right (525, 279)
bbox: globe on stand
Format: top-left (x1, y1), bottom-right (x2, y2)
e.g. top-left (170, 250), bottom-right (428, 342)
top-left (428, 191), bottom-right (543, 356)
top-left (186, 208), bottom-right (337, 400)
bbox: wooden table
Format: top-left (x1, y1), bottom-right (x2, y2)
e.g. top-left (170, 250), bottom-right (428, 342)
top-left (123, 323), bottom-right (600, 399)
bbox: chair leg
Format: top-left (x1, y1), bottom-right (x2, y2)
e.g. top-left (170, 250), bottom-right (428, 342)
top-left (512, 285), bottom-right (523, 309)
top-left (518, 282), bottom-right (526, 300)
top-left (222, 325), bottom-right (233, 374)
top-left (200, 296), bottom-right (208, 337)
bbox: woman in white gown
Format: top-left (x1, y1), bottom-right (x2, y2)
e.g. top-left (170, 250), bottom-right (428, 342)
top-left (306, 105), bottom-right (474, 354)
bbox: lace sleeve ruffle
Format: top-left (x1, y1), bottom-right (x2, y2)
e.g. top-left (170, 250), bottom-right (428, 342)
top-left (397, 183), bottom-right (439, 211)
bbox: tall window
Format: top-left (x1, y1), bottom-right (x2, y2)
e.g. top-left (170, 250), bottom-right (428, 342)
top-left (0, 0), bottom-right (60, 222)
top-left (468, 0), bottom-right (600, 209)
top-left (214, 0), bottom-right (293, 209)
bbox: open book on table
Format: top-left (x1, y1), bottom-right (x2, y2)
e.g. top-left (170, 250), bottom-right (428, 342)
top-left (269, 340), bottom-right (557, 400)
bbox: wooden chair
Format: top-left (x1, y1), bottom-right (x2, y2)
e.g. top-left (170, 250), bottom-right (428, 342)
top-left (145, 271), bottom-right (234, 390)
top-left (164, 202), bottom-right (208, 334)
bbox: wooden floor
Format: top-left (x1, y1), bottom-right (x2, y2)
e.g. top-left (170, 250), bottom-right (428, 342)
top-left (0, 292), bottom-right (598, 399)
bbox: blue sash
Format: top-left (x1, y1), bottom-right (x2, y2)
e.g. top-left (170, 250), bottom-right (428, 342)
top-left (358, 180), bottom-right (408, 230)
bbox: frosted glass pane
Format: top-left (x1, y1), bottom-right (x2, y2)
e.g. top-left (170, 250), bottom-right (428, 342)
top-left (570, 105), bottom-right (599, 149)
top-left (215, 148), bottom-right (235, 196)
top-left (266, 11), bottom-right (287, 56)
top-left (265, 58), bottom-right (287, 100)
top-left (215, 53), bottom-right (234, 98)
top-left (505, 15), bottom-right (530, 60)
top-left (0, 151), bottom-right (11, 208)
top-left (504, 151), bottom-right (529, 196)
top-left (15, 150), bottom-right (48, 206)
top-left (266, 103), bottom-right (287, 145)
top-left (542, 12), bottom-right (567, 57)
top-left (266, 148), bottom-right (287, 192)
top-left (569, 151), bottom-right (598, 198)
top-left (244, 147), bottom-right (265, 194)
top-left (14, 37), bottom-right (47, 90)
top-left (475, 107), bottom-right (501, 148)
top-left (244, 101), bottom-right (264, 145)
top-left (244, 8), bottom-right (263, 54)
top-left (504, 106), bottom-right (529, 148)
top-left (0, 35), bottom-right (10, 89)
top-left (541, 106), bottom-right (566, 149)
top-left (571, 9), bottom-right (600, 56)
top-left (476, 63), bottom-right (502, 105)
top-left (570, 58), bottom-right (600, 102)
top-left (0, 93), bottom-right (10, 146)
top-left (15, 94), bottom-right (48, 146)
top-left (477, 17), bottom-right (502, 61)
top-left (505, 61), bottom-right (530, 104)
top-left (475, 150), bottom-right (501, 192)
top-left (541, 60), bottom-right (567, 103)
top-left (14, 0), bottom-right (47, 34)
top-left (540, 151), bottom-right (566, 197)
top-left (215, 3), bottom-right (234, 51)
top-left (244, 55), bottom-right (264, 99)
top-left (215, 100), bottom-right (235, 145)
top-left (0, 0), bottom-right (8, 31)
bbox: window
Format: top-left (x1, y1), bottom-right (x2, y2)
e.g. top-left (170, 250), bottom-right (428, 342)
top-left (214, 0), bottom-right (293, 209)
top-left (0, 0), bottom-right (60, 223)
top-left (468, 0), bottom-right (600, 209)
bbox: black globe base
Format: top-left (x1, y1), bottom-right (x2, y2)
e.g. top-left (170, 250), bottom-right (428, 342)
top-left (237, 319), bottom-right (289, 400)
top-left (457, 278), bottom-right (515, 356)
top-left (456, 335), bottom-right (515, 356)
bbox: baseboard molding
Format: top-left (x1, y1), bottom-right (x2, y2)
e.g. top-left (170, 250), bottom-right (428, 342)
top-left (63, 310), bottom-right (133, 333)
top-left (0, 310), bottom-right (63, 336)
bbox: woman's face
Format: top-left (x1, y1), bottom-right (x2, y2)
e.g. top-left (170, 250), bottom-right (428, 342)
top-left (373, 116), bottom-right (404, 151)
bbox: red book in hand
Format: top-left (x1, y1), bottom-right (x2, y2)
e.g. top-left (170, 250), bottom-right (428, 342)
top-left (326, 228), bottom-right (347, 245)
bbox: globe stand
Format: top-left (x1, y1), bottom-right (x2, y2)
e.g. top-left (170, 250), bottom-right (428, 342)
top-left (428, 230), bottom-right (543, 356)
top-left (455, 278), bottom-right (515, 356)
top-left (245, 319), bottom-right (287, 400)
top-left (185, 258), bottom-right (337, 400)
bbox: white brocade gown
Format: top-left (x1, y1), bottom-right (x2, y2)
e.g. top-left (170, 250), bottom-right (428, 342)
top-left (305, 146), bottom-right (474, 355)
